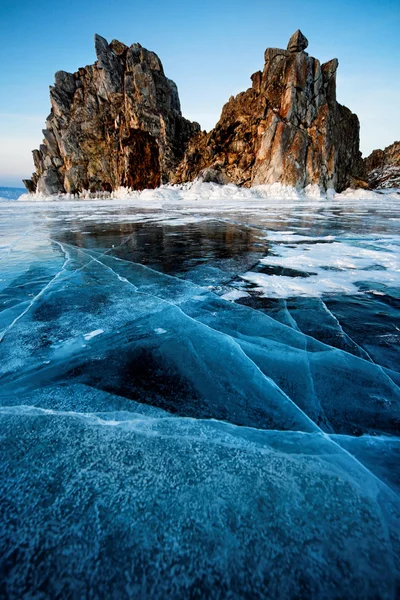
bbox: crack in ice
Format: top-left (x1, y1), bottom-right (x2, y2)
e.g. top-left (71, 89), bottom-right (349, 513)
top-left (0, 226), bottom-right (36, 264)
top-left (60, 242), bottom-right (319, 432)
top-left (0, 254), bottom-right (71, 344)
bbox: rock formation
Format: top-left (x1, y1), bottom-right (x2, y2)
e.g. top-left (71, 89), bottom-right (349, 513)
top-left (24, 30), bottom-right (366, 195)
top-left (174, 30), bottom-right (365, 192)
top-left (23, 35), bottom-right (200, 195)
top-left (364, 141), bottom-right (400, 189)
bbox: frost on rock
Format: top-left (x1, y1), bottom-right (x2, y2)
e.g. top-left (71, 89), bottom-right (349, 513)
top-left (0, 190), bottom-right (399, 597)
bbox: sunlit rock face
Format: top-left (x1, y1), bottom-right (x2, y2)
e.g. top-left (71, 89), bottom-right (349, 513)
top-left (174, 30), bottom-right (365, 192)
top-left (364, 140), bottom-right (400, 188)
top-left (24, 35), bottom-right (200, 195)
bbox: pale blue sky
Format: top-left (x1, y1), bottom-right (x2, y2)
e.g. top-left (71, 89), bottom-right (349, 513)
top-left (0, 0), bottom-right (399, 186)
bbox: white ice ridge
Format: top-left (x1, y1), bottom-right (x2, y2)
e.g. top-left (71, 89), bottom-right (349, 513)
top-left (16, 181), bottom-right (400, 205)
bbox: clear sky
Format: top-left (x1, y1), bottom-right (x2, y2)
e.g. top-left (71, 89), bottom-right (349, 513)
top-left (0, 0), bottom-right (399, 186)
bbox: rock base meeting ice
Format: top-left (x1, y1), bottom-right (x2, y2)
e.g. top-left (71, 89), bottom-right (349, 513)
top-left (0, 184), bottom-right (399, 598)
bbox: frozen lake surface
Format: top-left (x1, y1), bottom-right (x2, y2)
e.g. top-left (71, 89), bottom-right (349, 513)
top-left (1, 184), bottom-right (400, 598)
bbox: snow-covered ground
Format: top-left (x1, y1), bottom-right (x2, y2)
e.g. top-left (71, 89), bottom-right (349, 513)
top-left (0, 184), bottom-right (399, 597)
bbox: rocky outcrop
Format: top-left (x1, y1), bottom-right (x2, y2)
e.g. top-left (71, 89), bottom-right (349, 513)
top-left (364, 141), bottom-right (400, 189)
top-left (24, 35), bottom-right (200, 195)
top-left (174, 30), bottom-right (365, 192)
top-left (24, 30), bottom-right (366, 195)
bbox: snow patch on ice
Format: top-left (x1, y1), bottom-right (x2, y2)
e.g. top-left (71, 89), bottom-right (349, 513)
top-left (220, 289), bottom-right (250, 302)
top-left (242, 236), bottom-right (400, 298)
top-left (83, 329), bottom-right (104, 340)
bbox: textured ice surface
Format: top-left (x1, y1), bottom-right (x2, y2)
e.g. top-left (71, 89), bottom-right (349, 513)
top-left (1, 398), bottom-right (399, 599)
top-left (0, 185), bottom-right (399, 597)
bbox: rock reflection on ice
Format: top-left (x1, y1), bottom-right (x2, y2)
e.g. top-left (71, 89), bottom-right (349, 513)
top-left (0, 185), bottom-right (399, 597)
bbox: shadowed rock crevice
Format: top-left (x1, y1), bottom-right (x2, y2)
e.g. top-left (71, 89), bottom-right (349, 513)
top-left (123, 129), bottom-right (161, 190)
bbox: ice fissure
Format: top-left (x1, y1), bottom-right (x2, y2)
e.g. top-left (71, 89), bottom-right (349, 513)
top-left (1, 190), bottom-right (399, 597)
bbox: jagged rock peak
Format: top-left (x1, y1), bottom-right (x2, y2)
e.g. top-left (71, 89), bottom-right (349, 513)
top-left (24, 31), bottom-right (366, 196)
top-left (173, 31), bottom-right (365, 192)
top-left (23, 35), bottom-right (200, 195)
top-left (287, 29), bottom-right (308, 53)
